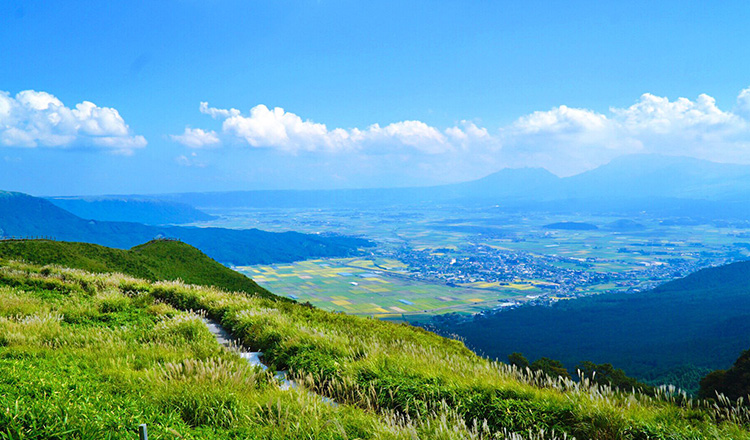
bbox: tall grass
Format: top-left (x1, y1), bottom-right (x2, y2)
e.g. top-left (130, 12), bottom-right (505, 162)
top-left (0, 260), bottom-right (748, 439)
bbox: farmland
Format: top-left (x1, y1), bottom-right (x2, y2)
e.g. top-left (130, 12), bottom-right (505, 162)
top-left (238, 258), bottom-right (523, 321)
top-left (207, 205), bottom-right (750, 319)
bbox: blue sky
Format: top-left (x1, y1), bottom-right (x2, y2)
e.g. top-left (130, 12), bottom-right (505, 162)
top-left (1, 1), bottom-right (750, 195)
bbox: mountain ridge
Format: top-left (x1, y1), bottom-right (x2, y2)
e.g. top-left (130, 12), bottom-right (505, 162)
top-left (46, 196), bottom-right (215, 225)
top-left (132, 154), bottom-right (750, 212)
top-left (0, 191), bottom-right (372, 265)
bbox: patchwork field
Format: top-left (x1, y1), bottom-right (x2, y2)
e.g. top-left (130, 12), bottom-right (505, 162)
top-left (238, 258), bottom-right (528, 319)
top-left (210, 207), bottom-right (750, 320)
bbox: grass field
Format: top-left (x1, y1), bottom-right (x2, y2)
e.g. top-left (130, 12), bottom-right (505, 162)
top-left (4, 259), bottom-right (748, 438)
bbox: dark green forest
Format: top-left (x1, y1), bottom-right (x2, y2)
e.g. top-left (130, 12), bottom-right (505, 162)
top-left (435, 260), bottom-right (750, 393)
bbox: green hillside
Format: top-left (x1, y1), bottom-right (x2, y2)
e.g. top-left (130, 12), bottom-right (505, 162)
top-left (0, 239), bottom-right (278, 301)
top-left (1, 257), bottom-right (749, 438)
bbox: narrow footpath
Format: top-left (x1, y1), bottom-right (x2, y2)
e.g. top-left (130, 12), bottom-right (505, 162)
top-left (201, 317), bottom-right (337, 406)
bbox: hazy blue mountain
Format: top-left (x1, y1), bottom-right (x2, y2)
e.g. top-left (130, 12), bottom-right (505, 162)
top-left (0, 191), bottom-right (371, 265)
top-left (47, 196), bottom-right (214, 225)
top-left (606, 219), bottom-right (646, 231)
top-left (158, 167), bottom-right (562, 209)
top-left (154, 155), bottom-right (750, 208)
top-left (152, 155), bottom-right (750, 212)
top-left (159, 187), bottom-right (430, 209)
top-left (440, 167), bottom-right (562, 200)
top-left (563, 155), bottom-right (750, 200)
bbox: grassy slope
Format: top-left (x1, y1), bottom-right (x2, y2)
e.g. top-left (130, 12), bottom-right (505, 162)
top-left (0, 239), bottom-right (279, 301)
top-left (0, 259), bottom-right (748, 439)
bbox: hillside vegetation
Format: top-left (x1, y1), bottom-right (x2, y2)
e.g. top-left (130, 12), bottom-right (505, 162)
top-left (0, 191), bottom-right (372, 265)
top-left (434, 259), bottom-right (750, 394)
top-left (0, 239), bottom-right (278, 301)
top-left (1, 258), bottom-right (749, 439)
top-left (700, 349), bottom-right (750, 401)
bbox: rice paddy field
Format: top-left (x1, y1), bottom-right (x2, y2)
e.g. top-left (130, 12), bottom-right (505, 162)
top-left (198, 208), bottom-right (749, 266)
top-left (205, 207), bottom-right (750, 318)
top-left (237, 258), bottom-right (526, 320)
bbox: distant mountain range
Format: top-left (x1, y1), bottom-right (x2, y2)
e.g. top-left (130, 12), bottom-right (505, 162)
top-left (134, 155), bottom-right (750, 219)
top-left (0, 191), bottom-right (371, 265)
top-left (46, 196), bottom-right (214, 225)
top-left (452, 154), bottom-right (750, 202)
top-left (152, 166), bottom-right (564, 209)
top-left (38, 155), bottom-right (750, 221)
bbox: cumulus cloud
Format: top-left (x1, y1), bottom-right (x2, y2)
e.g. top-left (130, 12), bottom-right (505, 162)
top-left (445, 121), bottom-right (490, 146)
top-left (612, 93), bottom-right (743, 135)
top-left (358, 121), bottom-right (450, 154)
top-left (0, 90), bottom-right (146, 154)
top-left (175, 103), bottom-right (490, 154)
top-left (170, 127), bottom-right (220, 148)
top-left (734, 87), bottom-right (750, 119)
top-left (175, 87), bottom-right (750, 177)
top-left (222, 104), bottom-right (340, 152)
top-left (498, 89), bottom-right (750, 175)
top-left (199, 101), bottom-right (240, 119)
top-left (512, 105), bottom-right (609, 135)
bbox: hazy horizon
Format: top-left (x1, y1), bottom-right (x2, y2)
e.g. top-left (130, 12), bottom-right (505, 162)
top-left (21, 153), bottom-right (750, 199)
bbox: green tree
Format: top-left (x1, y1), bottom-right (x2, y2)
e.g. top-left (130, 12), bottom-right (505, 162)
top-left (699, 349), bottom-right (750, 402)
top-left (577, 361), bottom-right (652, 394)
top-left (508, 352), bottom-right (530, 369)
top-left (531, 357), bottom-right (570, 380)
top-left (698, 370), bottom-right (728, 400)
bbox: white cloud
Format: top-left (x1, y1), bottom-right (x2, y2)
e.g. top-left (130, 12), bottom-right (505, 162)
top-left (512, 105), bottom-right (609, 135)
top-left (199, 101), bottom-right (240, 119)
top-left (175, 152), bottom-right (206, 168)
top-left (176, 87), bottom-right (750, 178)
top-left (170, 127), bottom-right (220, 148)
top-left (446, 121), bottom-right (490, 146)
top-left (177, 103), bottom-right (478, 154)
top-left (734, 87), bottom-right (750, 119)
top-left (0, 90), bottom-right (146, 153)
top-left (359, 121), bottom-right (450, 154)
top-left (222, 104), bottom-right (340, 152)
top-left (499, 89), bottom-right (750, 175)
top-left (612, 93), bottom-right (743, 135)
